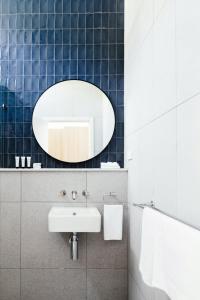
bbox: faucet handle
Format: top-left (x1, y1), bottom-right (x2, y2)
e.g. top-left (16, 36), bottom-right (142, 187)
top-left (82, 190), bottom-right (90, 197)
top-left (59, 190), bottom-right (66, 197)
top-left (72, 190), bottom-right (78, 200)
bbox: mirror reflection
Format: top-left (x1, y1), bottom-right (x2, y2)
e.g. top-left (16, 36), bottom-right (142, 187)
top-left (32, 80), bottom-right (115, 163)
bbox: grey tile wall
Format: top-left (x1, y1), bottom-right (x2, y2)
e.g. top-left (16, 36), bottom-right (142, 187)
top-left (0, 0), bottom-right (124, 168)
top-left (0, 170), bottom-right (128, 300)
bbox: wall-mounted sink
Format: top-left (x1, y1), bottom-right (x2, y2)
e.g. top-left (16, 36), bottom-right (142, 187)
top-left (48, 207), bottom-right (101, 233)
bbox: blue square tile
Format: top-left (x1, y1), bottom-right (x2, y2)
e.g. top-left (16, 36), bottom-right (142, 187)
top-left (109, 45), bottom-right (117, 59)
top-left (55, 30), bottom-right (63, 44)
top-left (86, 29), bottom-right (93, 44)
top-left (94, 0), bottom-right (101, 12)
top-left (16, 14), bottom-right (24, 29)
top-left (47, 45), bottom-right (54, 59)
top-left (63, 29), bottom-right (71, 44)
top-left (47, 14), bottom-right (55, 29)
top-left (47, 61), bottom-right (55, 75)
top-left (40, 30), bottom-right (48, 44)
top-left (32, 45), bottom-right (40, 60)
top-left (70, 60), bottom-right (77, 75)
top-left (102, 13), bottom-right (109, 27)
top-left (94, 45), bottom-right (101, 59)
top-left (117, 0), bottom-right (124, 12)
top-left (24, 76), bottom-right (32, 91)
top-left (40, 0), bottom-right (48, 13)
top-left (63, 0), bottom-right (70, 12)
top-left (40, 61), bottom-right (47, 75)
top-left (78, 14), bottom-right (86, 28)
top-left (9, 46), bottom-right (17, 60)
top-left (86, 45), bottom-right (93, 59)
top-left (32, 0), bottom-right (40, 13)
top-left (109, 13), bottom-right (117, 28)
top-left (55, 0), bottom-right (62, 13)
top-left (32, 30), bottom-right (40, 44)
top-left (17, 0), bottom-right (25, 13)
top-left (2, 0), bottom-right (9, 13)
top-left (78, 29), bottom-right (86, 44)
top-left (78, 60), bottom-right (86, 74)
top-left (24, 45), bottom-right (31, 60)
top-left (86, 0), bottom-right (94, 13)
top-left (25, 0), bottom-right (32, 13)
top-left (71, 0), bottom-right (79, 13)
top-left (86, 14), bottom-right (93, 27)
top-left (78, 0), bottom-right (86, 13)
top-left (55, 14), bottom-right (63, 28)
top-left (48, 0), bottom-right (55, 13)
top-left (94, 13), bottom-right (101, 28)
top-left (47, 30), bottom-right (55, 44)
top-left (1, 30), bottom-right (9, 45)
top-left (71, 45), bottom-right (77, 59)
top-left (55, 60), bottom-right (62, 75)
top-left (24, 31), bottom-right (32, 44)
top-left (78, 45), bottom-right (86, 59)
top-left (117, 44), bottom-right (124, 59)
top-left (63, 45), bottom-right (70, 59)
top-left (55, 45), bottom-right (63, 59)
top-left (9, 15), bottom-right (17, 29)
top-left (23, 137), bottom-right (31, 153)
top-left (71, 29), bottom-right (78, 44)
top-left (108, 29), bottom-right (116, 43)
top-left (71, 14), bottom-right (78, 28)
top-left (117, 29), bottom-right (124, 43)
top-left (63, 14), bottom-right (70, 28)
top-left (95, 61), bottom-right (101, 74)
top-left (32, 15), bottom-right (40, 30)
top-left (94, 29), bottom-right (101, 44)
top-left (1, 15), bottom-right (9, 29)
top-left (109, 0), bottom-right (117, 12)
top-left (86, 60), bottom-right (93, 75)
top-left (40, 14), bottom-right (48, 29)
top-left (24, 61), bottom-right (32, 76)
top-left (24, 15), bottom-right (32, 29)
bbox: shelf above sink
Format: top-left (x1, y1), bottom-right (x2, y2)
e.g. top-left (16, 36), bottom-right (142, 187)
top-left (48, 207), bottom-right (101, 233)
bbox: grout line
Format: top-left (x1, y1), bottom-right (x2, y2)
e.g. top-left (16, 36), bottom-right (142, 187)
top-left (126, 91), bottom-right (200, 138)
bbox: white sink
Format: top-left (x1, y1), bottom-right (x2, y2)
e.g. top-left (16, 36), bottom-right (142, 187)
top-left (48, 207), bottom-right (101, 233)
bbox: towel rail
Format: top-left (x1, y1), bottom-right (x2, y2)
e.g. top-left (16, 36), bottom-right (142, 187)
top-left (133, 201), bottom-right (200, 232)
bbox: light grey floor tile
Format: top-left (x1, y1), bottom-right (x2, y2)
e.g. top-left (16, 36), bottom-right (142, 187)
top-left (0, 173), bottom-right (21, 202)
top-left (21, 172), bottom-right (86, 202)
top-left (87, 269), bottom-right (128, 300)
top-left (0, 269), bottom-right (20, 300)
top-left (21, 269), bottom-right (86, 300)
top-left (0, 203), bottom-right (20, 268)
top-left (87, 205), bottom-right (128, 268)
top-left (86, 171), bottom-right (127, 203)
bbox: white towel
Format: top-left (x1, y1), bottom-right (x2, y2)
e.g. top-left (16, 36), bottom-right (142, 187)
top-left (139, 207), bottom-right (200, 300)
top-left (104, 205), bottom-right (123, 240)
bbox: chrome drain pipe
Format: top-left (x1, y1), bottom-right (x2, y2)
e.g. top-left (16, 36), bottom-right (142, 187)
top-left (69, 232), bottom-right (78, 261)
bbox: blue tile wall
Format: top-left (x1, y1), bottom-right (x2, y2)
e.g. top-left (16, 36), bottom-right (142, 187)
top-left (0, 0), bottom-right (124, 168)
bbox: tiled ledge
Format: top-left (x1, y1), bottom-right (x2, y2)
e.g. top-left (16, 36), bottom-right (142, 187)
top-left (0, 168), bottom-right (128, 172)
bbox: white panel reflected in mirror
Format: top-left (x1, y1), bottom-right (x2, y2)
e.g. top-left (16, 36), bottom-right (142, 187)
top-left (32, 80), bottom-right (115, 163)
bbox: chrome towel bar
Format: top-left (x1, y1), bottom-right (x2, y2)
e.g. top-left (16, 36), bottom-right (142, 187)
top-left (133, 201), bottom-right (200, 232)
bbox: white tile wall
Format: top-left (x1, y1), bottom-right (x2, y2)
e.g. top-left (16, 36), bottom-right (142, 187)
top-left (177, 94), bottom-right (200, 227)
top-left (176, 0), bottom-right (200, 102)
top-left (125, 0), bottom-right (200, 299)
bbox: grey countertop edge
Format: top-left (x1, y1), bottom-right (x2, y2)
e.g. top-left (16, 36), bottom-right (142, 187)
top-left (0, 168), bottom-right (128, 172)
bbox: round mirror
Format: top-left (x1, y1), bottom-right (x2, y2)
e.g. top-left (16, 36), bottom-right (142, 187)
top-left (32, 80), bottom-right (115, 163)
